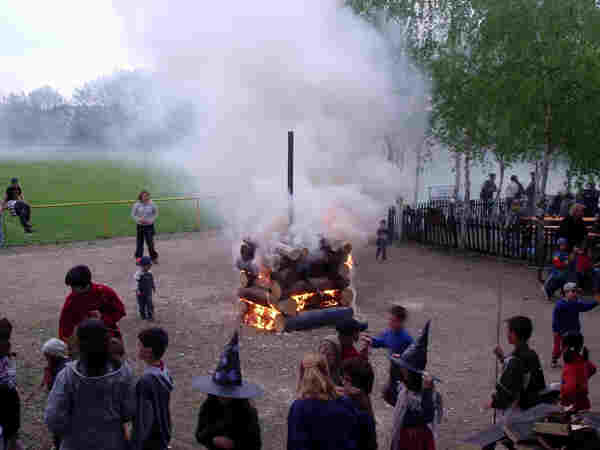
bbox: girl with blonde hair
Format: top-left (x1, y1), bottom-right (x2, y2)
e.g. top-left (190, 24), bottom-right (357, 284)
top-left (287, 353), bottom-right (367, 450)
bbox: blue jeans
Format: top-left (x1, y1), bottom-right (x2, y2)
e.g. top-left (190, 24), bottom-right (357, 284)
top-left (545, 272), bottom-right (568, 298)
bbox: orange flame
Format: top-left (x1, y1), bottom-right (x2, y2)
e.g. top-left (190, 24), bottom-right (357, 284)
top-left (240, 298), bottom-right (281, 331)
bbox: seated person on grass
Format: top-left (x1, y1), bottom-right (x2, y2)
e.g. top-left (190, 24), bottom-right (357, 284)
top-left (3, 178), bottom-right (33, 233)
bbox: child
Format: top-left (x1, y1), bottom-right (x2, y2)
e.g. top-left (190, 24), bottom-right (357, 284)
top-left (560, 332), bottom-right (597, 412)
top-left (543, 237), bottom-right (570, 301)
top-left (570, 242), bottom-right (594, 289)
top-left (389, 321), bottom-right (443, 450)
top-left (193, 332), bottom-right (262, 450)
top-left (341, 358), bottom-right (377, 450)
top-left (0, 318), bottom-right (20, 450)
top-left (488, 316), bottom-right (546, 415)
top-left (59, 265), bottom-right (126, 351)
top-left (376, 219), bottom-right (389, 261)
top-left (40, 339), bottom-right (68, 450)
top-left (109, 337), bottom-right (125, 365)
top-left (45, 319), bottom-right (136, 450)
top-left (135, 257), bottom-right (156, 321)
top-left (552, 282), bottom-right (598, 368)
top-left (367, 305), bottom-right (414, 406)
top-left (132, 327), bottom-right (173, 450)
top-left (335, 318), bottom-right (370, 362)
top-left (41, 338), bottom-right (69, 392)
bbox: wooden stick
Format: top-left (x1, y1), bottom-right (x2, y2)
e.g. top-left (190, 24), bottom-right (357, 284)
top-left (493, 267), bottom-right (504, 425)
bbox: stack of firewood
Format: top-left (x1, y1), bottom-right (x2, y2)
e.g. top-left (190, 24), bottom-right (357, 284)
top-left (457, 404), bottom-right (600, 450)
top-left (236, 237), bottom-right (355, 331)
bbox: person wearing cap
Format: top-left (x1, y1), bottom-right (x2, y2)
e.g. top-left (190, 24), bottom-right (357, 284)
top-left (543, 237), bottom-right (571, 301)
top-left (557, 203), bottom-right (587, 250)
top-left (59, 265), bottom-right (126, 354)
top-left (3, 178), bottom-right (33, 233)
top-left (389, 320), bottom-right (442, 450)
top-left (551, 282), bottom-right (598, 368)
top-left (45, 319), bottom-right (136, 450)
top-left (40, 338), bottom-right (69, 450)
top-left (135, 256), bottom-right (157, 321)
top-left (193, 332), bottom-right (262, 450)
top-left (335, 318), bottom-right (370, 362)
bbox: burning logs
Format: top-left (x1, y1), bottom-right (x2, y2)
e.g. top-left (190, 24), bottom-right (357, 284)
top-left (237, 238), bottom-right (356, 332)
top-left (283, 307), bottom-right (354, 332)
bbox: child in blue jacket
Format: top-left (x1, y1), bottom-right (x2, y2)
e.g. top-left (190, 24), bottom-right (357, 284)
top-left (544, 238), bottom-right (571, 301)
top-left (552, 282), bottom-right (598, 367)
top-left (366, 305), bottom-right (414, 406)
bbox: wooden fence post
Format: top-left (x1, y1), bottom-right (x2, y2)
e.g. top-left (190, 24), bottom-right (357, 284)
top-left (195, 199), bottom-right (201, 231)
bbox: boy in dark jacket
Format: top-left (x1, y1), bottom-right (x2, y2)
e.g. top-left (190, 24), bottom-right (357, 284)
top-left (135, 257), bottom-right (157, 321)
top-left (133, 327), bottom-right (173, 450)
top-left (487, 316), bottom-right (546, 416)
top-left (551, 282), bottom-right (598, 368)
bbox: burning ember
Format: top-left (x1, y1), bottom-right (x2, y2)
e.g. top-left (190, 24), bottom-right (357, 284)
top-left (236, 238), bottom-right (355, 332)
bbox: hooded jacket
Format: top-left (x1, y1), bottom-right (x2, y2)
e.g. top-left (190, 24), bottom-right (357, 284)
top-left (132, 364), bottom-right (174, 450)
top-left (45, 360), bottom-right (136, 450)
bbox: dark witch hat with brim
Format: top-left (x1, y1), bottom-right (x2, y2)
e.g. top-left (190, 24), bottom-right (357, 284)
top-left (389, 320), bottom-right (440, 382)
top-left (192, 331), bottom-right (264, 398)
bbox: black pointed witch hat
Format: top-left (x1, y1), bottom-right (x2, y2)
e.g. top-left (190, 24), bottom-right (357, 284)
top-left (390, 320), bottom-right (430, 373)
top-left (192, 331), bottom-right (263, 398)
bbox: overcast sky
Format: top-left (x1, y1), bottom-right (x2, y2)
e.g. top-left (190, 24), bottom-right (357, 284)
top-left (0, 0), bottom-right (134, 97)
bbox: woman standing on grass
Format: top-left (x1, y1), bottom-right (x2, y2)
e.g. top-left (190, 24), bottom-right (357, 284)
top-left (132, 190), bottom-right (159, 264)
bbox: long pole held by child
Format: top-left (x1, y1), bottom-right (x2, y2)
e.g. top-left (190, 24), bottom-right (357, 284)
top-left (493, 267), bottom-right (504, 425)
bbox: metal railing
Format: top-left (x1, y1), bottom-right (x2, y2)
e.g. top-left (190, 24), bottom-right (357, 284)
top-left (1, 194), bottom-right (221, 247)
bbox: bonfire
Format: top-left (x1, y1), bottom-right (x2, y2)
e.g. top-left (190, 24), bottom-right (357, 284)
top-left (236, 238), bottom-right (355, 332)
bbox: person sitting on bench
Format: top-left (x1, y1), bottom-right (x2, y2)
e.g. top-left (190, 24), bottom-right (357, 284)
top-left (3, 178), bottom-right (33, 233)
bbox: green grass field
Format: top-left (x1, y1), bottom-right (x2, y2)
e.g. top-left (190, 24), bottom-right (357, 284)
top-left (0, 155), bottom-right (220, 246)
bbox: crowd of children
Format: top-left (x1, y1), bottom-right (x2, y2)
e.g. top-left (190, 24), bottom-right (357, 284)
top-left (2, 234), bottom-right (600, 450)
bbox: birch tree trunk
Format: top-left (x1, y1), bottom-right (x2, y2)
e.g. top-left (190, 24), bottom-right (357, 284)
top-left (453, 151), bottom-right (462, 201)
top-left (541, 102), bottom-right (553, 198)
top-left (464, 150), bottom-right (472, 202)
top-left (414, 139), bottom-right (424, 205)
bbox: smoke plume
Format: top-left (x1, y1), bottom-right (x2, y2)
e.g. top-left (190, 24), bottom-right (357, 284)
top-left (113, 0), bottom-right (428, 248)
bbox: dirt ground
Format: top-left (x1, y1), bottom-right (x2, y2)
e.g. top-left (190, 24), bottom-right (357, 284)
top-left (2, 232), bottom-right (600, 450)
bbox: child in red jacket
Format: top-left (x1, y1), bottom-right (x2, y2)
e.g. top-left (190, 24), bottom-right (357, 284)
top-left (560, 332), bottom-right (597, 411)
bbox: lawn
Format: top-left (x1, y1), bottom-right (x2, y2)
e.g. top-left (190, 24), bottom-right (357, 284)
top-left (0, 154), bottom-right (220, 246)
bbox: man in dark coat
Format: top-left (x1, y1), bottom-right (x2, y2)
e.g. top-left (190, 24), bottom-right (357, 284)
top-left (3, 178), bottom-right (33, 233)
top-left (557, 203), bottom-right (587, 250)
top-left (582, 182), bottom-right (599, 217)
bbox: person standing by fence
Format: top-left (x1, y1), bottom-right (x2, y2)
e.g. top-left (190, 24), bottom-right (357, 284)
top-left (480, 173), bottom-right (497, 216)
top-left (132, 191), bottom-right (159, 264)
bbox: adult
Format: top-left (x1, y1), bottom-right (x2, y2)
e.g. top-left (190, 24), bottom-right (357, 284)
top-left (582, 182), bottom-right (599, 218)
top-left (504, 175), bottom-right (523, 212)
top-left (59, 265), bottom-right (126, 353)
top-left (287, 353), bottom-right (370, 450)
top-left (525, 172), bottom-right (536, 217)
top-left (3, 178), bottom-right (33, 233)
top-left (549, 192), bottom-right (563, 217)
top-left (45, 319), bottom-right (136, 450)
top-left (0, 318), bottom-right (20, 450)
top-left (557, 203), bottom-right (587, 250)
top-left (480, 173), bottom-right (497, 215)
top-left (132, 190), bottom-right (159, 264)
top-left (560, 192), bottom-right (575, 218)
top-left (480, 173), bottom-right (497, 201)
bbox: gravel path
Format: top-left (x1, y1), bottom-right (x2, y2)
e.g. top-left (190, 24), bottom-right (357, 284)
top-left (2, 232), bottom-right (599, 450)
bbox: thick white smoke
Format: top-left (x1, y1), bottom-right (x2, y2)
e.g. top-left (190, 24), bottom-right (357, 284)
top-left (113, 0), bottom-right (428, 248)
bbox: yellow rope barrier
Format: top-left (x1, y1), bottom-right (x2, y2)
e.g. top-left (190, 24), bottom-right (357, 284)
top-left (30, 195), bottom-right (214, 209)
